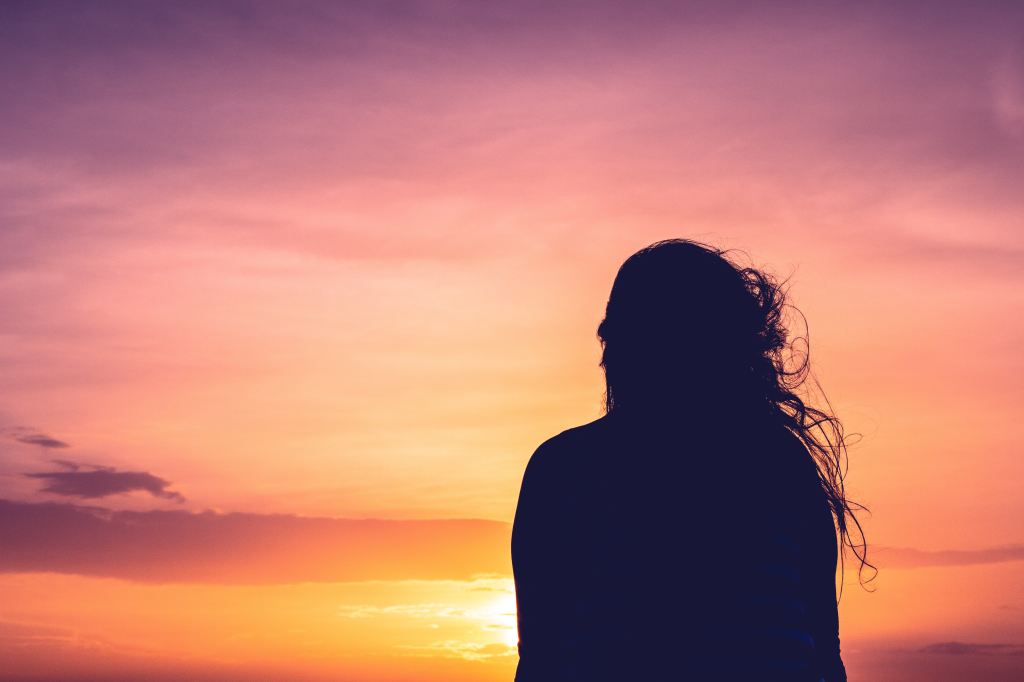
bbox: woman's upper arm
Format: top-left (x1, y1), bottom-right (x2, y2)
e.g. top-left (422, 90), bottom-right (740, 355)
top-left (511, 438), bottom-right (575, 680)
top-left (783, 430), bottom-right (847, 682)
top-left (805, 491), bottom-right (847, 682)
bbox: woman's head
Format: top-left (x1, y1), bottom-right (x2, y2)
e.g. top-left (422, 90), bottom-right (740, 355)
top-left (598, 239), bottom-right (781, 414)
top-left (598, 238), bottom-right (873, 587)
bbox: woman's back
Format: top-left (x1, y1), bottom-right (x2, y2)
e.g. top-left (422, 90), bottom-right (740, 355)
top-left (512, 412), bottom-right (846, 681)
top-left (511, 239), bottom-right (863, 681)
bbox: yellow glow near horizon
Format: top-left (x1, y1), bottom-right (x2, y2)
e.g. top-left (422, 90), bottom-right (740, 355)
top-left (1, 3), bottom-right (1023, 681)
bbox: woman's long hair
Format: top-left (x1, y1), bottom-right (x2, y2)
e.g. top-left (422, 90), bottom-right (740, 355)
top-left (597, 238), bottom-right (874, 588)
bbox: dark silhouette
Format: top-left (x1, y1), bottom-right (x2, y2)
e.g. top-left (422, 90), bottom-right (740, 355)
top-left (512, 239), bottom-right (871, 681)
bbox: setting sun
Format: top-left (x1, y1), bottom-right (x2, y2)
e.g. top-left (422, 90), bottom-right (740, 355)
top-left (1, 2), bottom-right (1022, 681)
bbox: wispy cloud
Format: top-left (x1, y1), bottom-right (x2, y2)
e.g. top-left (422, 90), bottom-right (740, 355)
top-left (23, 460), bottom-right (185, 503)
top-left (992, 48), bottom-right (1024, 140)
top-left (397, 640), bottom-right (516, 662)
top-left (340, 603), bottom-right (469, 620)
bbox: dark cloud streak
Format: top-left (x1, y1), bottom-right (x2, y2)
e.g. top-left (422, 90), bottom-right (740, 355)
top-left (1, 427), bottom-right (69, 449)
top-left (23, 462), bottom-right (185, 503)
top-left (14, 434), bottom-right (69, 449)
top-left (876, 544), bottom-right (1024, 569)
top-left (0, 499), bottom-right (510, 584)
top-left (919, 642), bottom-right (1024, 656)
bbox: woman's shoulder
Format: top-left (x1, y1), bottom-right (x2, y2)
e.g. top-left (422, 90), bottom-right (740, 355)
top-left (524, 416), bottom-right (611, 476)
top-left (545, 415), bottom-right (610, 447)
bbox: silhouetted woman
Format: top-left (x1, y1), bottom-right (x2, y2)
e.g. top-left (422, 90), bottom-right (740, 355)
top-left (512, 239), bottom-right (870, 681)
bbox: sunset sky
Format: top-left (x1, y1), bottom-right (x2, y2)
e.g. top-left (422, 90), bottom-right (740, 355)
top-left (1, 1), bottom-right (1022, 680)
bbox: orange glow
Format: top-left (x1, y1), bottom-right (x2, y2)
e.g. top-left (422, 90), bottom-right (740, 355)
top-left (1, 2), bottom-right (1022, 680)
